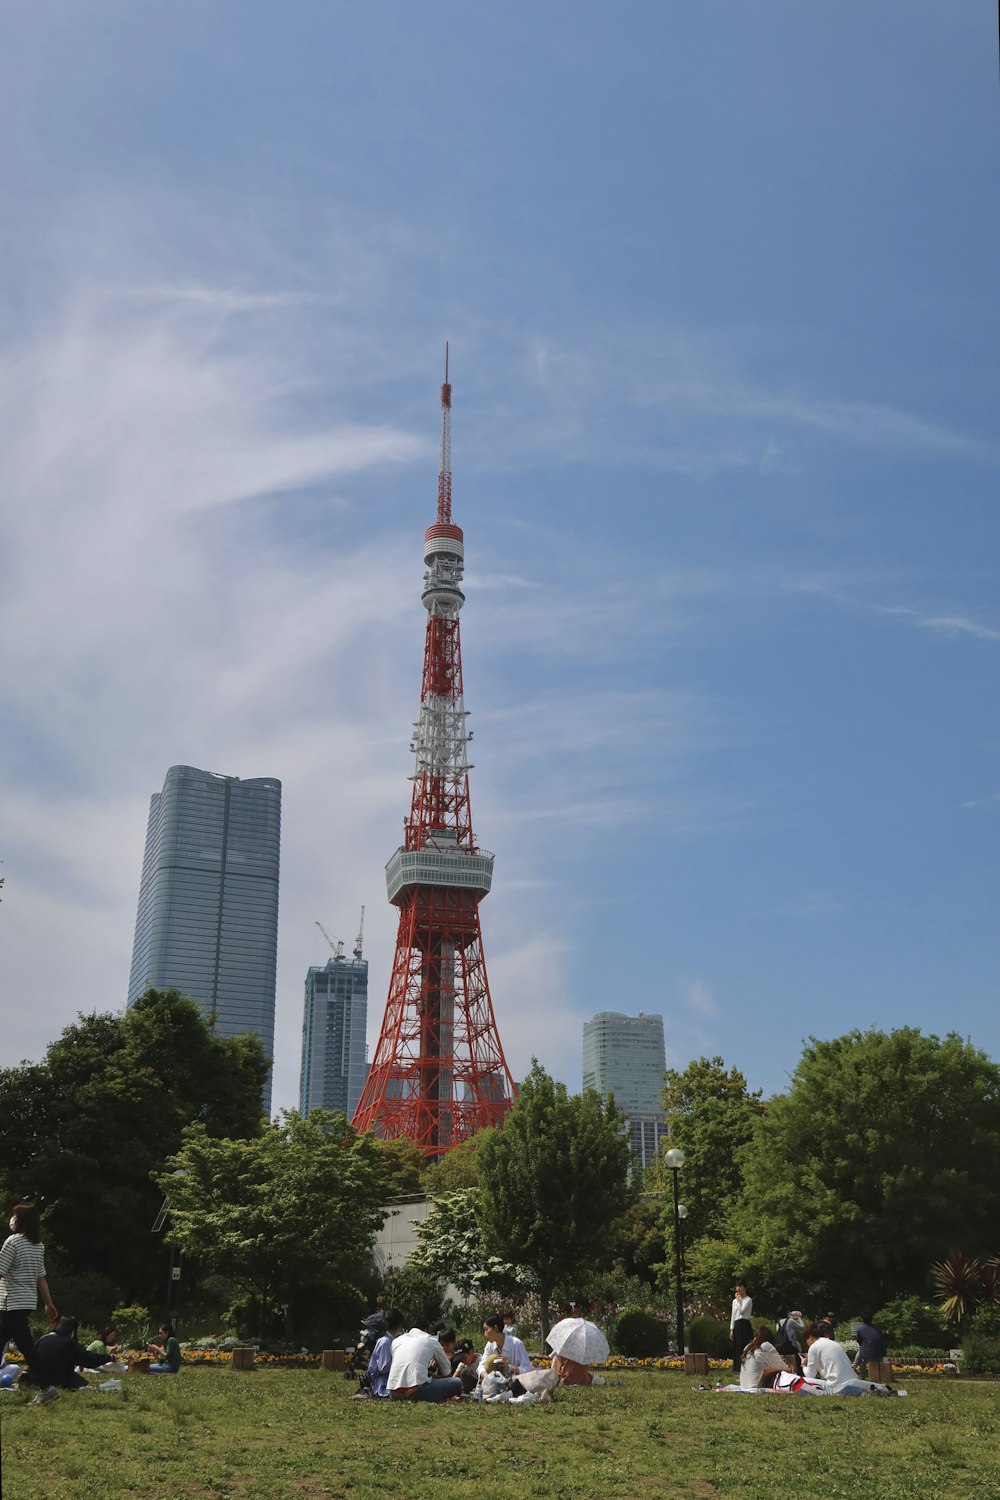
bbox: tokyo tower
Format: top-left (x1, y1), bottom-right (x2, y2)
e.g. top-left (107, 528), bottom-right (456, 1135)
top-left (351, 349), bottom-right (516, 1156)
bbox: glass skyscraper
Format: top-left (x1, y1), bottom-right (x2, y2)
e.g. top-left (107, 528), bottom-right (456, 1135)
top-left (299, 954), bottom-right (369, 1120)
top-left (127, 764), bottom-right (281, 1112)
top-left (582, 1010), bottom-right (667, 1169)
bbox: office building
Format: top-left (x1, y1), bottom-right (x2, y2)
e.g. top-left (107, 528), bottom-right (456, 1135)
top-left (299, 950), bottom-right (369, 1119)
top-left (583, 1010), bottom-right (667, 1169)
top-left (127, 764), bottom-right (281, 1111)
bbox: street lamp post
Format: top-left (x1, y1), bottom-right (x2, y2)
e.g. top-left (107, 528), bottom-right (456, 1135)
top-left (665, 1147), bottom-right (686, 1354)
top-left (678, 1203), bottom-right (688, 1278)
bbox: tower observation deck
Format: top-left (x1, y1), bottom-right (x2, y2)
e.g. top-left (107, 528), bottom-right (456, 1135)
top-left (351, 350), bottom-right (515, 1156)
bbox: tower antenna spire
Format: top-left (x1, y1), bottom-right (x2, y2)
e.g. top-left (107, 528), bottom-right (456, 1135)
top-left (352, 353), bottom-right (515, 1157)
top-left (438, 342), bottom-right (452, 524)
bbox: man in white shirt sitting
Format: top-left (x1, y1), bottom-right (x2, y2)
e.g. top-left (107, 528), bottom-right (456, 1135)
top-left (803, 1324), bottom-right (871, 1396)
top-left (478, 1314), bottom-right (533, 1379)
top-left (387, 1322), bottom-right (463, 1402)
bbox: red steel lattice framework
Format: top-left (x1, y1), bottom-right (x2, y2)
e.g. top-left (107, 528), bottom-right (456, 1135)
top-left (352, 349), bottom-right (515, 1155)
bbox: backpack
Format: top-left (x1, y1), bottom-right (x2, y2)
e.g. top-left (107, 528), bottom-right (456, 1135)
top-left (773, 1319), bottom-right (798, 1356)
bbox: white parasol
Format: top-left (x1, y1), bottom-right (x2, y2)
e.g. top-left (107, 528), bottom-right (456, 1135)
top-left (545, 1317), bottom-right (610, 1365)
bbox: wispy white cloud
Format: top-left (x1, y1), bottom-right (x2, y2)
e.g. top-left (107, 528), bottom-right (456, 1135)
top-left (684, 978), bottom-right (717, 1018)
top-left (465, 329), bottom-right (996, 475)
top-left (873, 605), bottom-right (1000, 642)
top-left (790, 576), bottom-right (999, 646)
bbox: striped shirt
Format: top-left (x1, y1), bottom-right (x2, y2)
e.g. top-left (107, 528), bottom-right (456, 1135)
top-left (0, 1233), bottom-right (46, 1311)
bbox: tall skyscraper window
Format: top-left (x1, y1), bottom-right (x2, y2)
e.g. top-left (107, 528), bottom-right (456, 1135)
top-left (299, 954), bottom-right (369, 1120)
top-left (582, 1010), bottom-right (667, 1169)
top-left (127, 764), bottom-right (281, 1112)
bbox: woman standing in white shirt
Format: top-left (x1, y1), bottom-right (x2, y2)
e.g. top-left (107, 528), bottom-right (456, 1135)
top-left (730, 1280), bottom-right (753, 1370)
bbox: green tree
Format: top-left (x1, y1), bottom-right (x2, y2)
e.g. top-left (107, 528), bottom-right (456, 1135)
top-left (156, 1110), bottom-right (386, 1338)
top-left (0, 989), bottom-right (268, 1309)
top-left (477, 1061), bottom-right (632, 1340)
top-left (408, 1188), bottom-right (522, 1300)
top-left (610, 1191), bottom-right (665, 1291)
top-left (655, 1056), bottom-right (766, 1247)
top-left (368, 1135), bottom-right (427, 1197)
top-left (421, 1133), bottom-right (487, 1193)
top-left (734, 1028), bottom-right (1000, 1309)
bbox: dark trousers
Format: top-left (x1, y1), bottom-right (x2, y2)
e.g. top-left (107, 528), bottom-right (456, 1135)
top-left (731, 1318), bottom-right (753, 1371)
top-left (0, 1309), bottom-right (48, 1389)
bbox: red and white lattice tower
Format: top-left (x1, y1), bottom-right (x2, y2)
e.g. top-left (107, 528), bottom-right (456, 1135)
top-left (352, 349), bottom-right (515, 1156)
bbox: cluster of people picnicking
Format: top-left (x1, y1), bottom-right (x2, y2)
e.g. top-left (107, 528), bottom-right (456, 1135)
top-left (726, 1280), bottom-right (900, 1396)
top-left (4, 1202), bottom-right (902, 1407)
top-left (360, 1309), bottom-right (596, 1404)
top-left (0, 1201), bottom-right (182, 1407)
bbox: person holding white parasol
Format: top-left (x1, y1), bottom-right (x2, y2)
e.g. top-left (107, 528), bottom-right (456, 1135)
top-left (545, 1317), bottom-right (609, 1386)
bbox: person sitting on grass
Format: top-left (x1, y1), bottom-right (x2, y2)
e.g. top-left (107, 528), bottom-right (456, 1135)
top-left (478, 1314), bottom-right (533, 1379)
top-left (362, 1307), bottom-right (403, 1399)
top-left (386, 1321), bottom-right (462, 1402)
top-left (739, 1326), bottom-right (794, 1391)
top-left (148, 1323), bottom-right (181, 1374)
top-left (450, 1339), bottom-right (480, 1394)
top-left (86, 1326), bottom-right (119, 1362)
top-left (34, 1317), bottom-right (118, 1391)
top-left (802, 1322), bottom-right (871, 1395)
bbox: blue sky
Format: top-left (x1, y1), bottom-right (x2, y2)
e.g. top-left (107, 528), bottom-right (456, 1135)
top-left (1, 2), bottom-right (997, 1116)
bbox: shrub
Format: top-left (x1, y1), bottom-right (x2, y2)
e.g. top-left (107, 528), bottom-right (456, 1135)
top-left (378, 1265), bottom-right (455, 1332)
top-left (613, 1310), bottom-right (671, 1358)
top-left (962, 1334), bottom-right (1000, 1374)
top-left (686, 1315), bottom-right (731, 1359)
top-left (874, 1295), bottom-right (949, 1350)
top-left (111, 1304), bottom-right (153, 1350)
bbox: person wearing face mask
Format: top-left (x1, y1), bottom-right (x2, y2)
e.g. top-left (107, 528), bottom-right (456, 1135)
top-left (0, 1202), bottom-right (61, 1407)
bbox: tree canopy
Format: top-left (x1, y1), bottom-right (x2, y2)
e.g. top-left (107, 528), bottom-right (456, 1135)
top-left (477, 1060), bottom-right (632, 1338)
top-left (733, 1027), bottom-right (1000, 1309)
top-left (157, 1110), bottom-right (387, 1338)
top-left (408, 1187), bottom-right (521, 1300)
top-left (656, 1055), bottom-right (765, 1247)
top-left (0, 988), bottom-right (269, 1309)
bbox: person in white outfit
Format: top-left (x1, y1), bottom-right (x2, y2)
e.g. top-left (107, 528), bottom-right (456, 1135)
top-left (387, 1324), bottom-right (462, 1402)
top-left (738, 1326), bottom-right (793, 1391)
top-left (478, 1314), bottom-right (533, 1377)
top-left (730, 1281), bottom-right (753, 1370)
top-left (803, 1325), bottom-right (872, 1396)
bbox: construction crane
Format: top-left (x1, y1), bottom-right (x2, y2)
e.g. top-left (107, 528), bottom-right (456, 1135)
top-left (353, 906), bottom-right (365, 961)
top-left (315, 920), bottom-right (344, 960)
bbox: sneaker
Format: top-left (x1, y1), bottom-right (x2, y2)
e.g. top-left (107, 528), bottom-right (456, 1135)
top-left (98, 1380), bottom-right (123, 1393)
top-left (29, 1387), bottom-right (60, 1407)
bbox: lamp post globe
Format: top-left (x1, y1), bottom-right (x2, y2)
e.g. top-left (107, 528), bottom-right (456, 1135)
top-left (664, 1147), bottom-right (685, 1170)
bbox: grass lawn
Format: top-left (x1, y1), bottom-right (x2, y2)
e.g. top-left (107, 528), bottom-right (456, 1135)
top-left (2, 1370), bottom-right (999, 1500)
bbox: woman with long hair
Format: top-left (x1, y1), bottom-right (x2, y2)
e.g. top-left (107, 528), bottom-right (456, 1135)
top-left (739, 1325), bottom-right (794, 1391)
top-left (0, 1201), bottom-right (61, 1406)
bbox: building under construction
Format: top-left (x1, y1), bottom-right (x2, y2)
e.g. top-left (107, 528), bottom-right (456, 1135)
top-left (300, 914), bottom-right (369, 1120)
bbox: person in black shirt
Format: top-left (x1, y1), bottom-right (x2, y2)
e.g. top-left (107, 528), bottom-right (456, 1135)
top-left (33, 1317), bottom-right (111, 1390)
